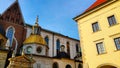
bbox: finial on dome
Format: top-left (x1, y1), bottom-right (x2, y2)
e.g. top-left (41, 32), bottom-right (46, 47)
top-left (32, 15), bottom-right (41, 34)
top-left (35, 15), bottom-right (39, 26)
top-left (16, 0), bottom-right (18, 2)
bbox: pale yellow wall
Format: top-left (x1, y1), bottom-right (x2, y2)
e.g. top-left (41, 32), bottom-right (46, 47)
top-left (76, 0), bottom-right (120, 68)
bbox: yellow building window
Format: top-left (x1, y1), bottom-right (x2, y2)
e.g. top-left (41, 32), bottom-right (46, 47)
top-left (92, 22), bottom-right (99, 32)
top-left (96, 42), bottom-right (105, 54)
top-left (108, 15), bottom-right (117, 26)
top-left (114, 37), bottom-right (120, 50)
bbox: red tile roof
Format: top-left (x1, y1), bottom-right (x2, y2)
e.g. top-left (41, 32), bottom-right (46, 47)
top-left (73, 0), bottom-right (114, 20)
top-left (85, 0), bottom-right (107, 12)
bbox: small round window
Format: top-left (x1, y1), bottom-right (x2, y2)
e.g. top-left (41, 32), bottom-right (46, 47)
top-left (36, 46), bottom-right (42, 53)
top-left (66, 64), bottom-right (72, 68)
top-left (26, 46), bottom-right (32, 54)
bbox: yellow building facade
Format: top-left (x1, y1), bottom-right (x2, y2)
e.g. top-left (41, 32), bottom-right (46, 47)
top-left (74, 0), bottom-right (120, 68)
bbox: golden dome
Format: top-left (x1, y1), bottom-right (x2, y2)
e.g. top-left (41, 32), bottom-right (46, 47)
top-left (23, 34), bottom-right (46, 45)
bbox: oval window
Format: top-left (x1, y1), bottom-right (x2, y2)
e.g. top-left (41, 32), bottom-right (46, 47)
top-left (26, 46), bottom-right (32, 54)
top-left (36, 46), bottom-right (42, 53)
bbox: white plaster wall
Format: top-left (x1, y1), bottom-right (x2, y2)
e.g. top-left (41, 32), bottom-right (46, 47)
top-left (41, 31), bottom-right (53, 57)
top-left (53, 34), bottom-right (80, 59)
top-left (26, 27), bottom-right (32, 38)
top-left (33, 56), bottom-right (53, 68)
top-left (70, 41), bottom-right (76, 59)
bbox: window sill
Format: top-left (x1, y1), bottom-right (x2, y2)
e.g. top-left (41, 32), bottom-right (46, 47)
top-left (114, 49), bottom-right (120, 52)
top-left (92, 29), bottom-right (101, 34)
top-left (97, 52), bottom-right (107, 56)
top-left (109, 23), bottom-right (119, 27)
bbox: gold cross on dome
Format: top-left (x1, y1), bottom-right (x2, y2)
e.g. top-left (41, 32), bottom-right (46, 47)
top-left (35, 15), bottom-right (39, 24)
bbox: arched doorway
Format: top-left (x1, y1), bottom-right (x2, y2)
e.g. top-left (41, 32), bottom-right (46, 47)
top-left (100, 65), bottom-right (116, 68)
top-left (78, 64), bottom-right (82, 68)
top-left (53, 62), bottom-right (59, 68)
top-left (97, 64), bottom-right (118, 68)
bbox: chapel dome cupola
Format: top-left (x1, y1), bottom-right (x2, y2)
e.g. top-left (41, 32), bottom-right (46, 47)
top-left (23, 16), bottom-right (46, 45)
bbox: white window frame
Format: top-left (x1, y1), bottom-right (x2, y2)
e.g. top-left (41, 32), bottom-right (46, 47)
top-left (37, 63), bottom-right (41, 68)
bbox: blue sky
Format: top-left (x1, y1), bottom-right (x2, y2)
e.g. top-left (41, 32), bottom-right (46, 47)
top-left (0, 0), bottom-right (95, 40)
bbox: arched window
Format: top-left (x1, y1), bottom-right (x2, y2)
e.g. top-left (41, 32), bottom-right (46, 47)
top-left (66, 64), bottom-right (72, 68)
top-left (76, 44), bottom-right (79, 53)
top-left (45, 36), bottom-right (49, 46)
top-left (6, 27), bottom-right (14, 47)
top-left (53, 62), bottom-right (59, 68)
top-left (66, 42), bottom-right (70, 55)
top-left (37, 63), bottom-right (41, 68)
top-left (78, 64), bottom-right (82, 68)
top-left (56, 39), bottom-right (60, 55)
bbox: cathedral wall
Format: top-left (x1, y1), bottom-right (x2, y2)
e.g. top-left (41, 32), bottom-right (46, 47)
top-left (26, 26), bottom-right (80, 59)
top-left (32, 56), bottom-right (80, 68)
top-left (41, 30), bottom-right (54, 57)
top-left (53, 58), bottom-right (75, 68)
top-left (33, 56), bottom-right (53, 68)
top-left (53, 34), bottom-right (80, 59)
top-left (26, 26), bottom-right (32, 38)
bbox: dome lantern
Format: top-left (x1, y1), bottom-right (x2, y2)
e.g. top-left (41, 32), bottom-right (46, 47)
top-left (32, 16), bottom-right (41, 35)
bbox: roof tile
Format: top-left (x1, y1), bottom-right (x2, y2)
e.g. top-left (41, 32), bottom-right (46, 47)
top-left (85, 0), bottom-right (107, 12)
